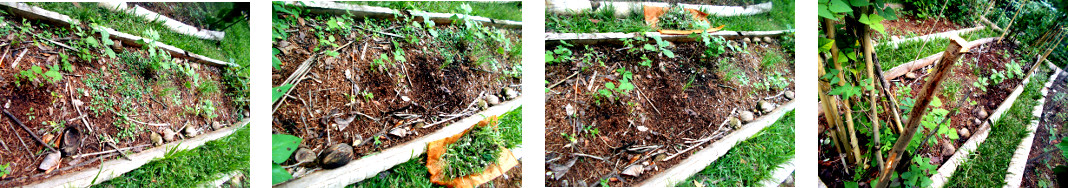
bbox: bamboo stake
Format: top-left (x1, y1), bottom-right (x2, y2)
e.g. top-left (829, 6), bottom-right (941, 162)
top-left (818, 58), bottom-right (847, 155)
top-left (823, 17), bottom-right (861, 165)
top-left (860, 11), bottom-right (885, 169)
top-left (872, 51), bottom-right (905, 134)
top-left (999, 0), bottom-right (1028, 43)
top-left (875, 35), bottom-right (970, 188)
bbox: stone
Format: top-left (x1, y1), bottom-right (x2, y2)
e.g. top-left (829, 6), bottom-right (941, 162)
top-left (162, 128), bottom-right (177, 142)
top-left (61, 127), bottom-right (81, 156)
top-left (753, 37), bottom-right (762, 43)
top-left (636, 126), bottom-right (649, 132)
top-left (905, 72), bottom-right (917, 79)
top-left (739, 111), bottom-right (755, 122)
top-left (212, 121), bottom-right (225, 130)
top-left (974, 119), bottom-right (982, 125)
top-left (960, 128), bottom-right (971, 138)
top-left (151, 132), bottom-right (164, 146)
top-left (485, 95), bottom-right (501, 105)
top-left (502, 87), bottom-right (518, 99)
top-left (977, 107), bottom-right (989, 119)
top-left (785, 91), bottom-right (795, 100)
top-left (729, 117), bottom-right (743, 128)
top-left (318, 143), bottom-right (353, 169)
top-left (477, 99), bottom-right (488, 110)
top-left (184, 126), bottom-right (198, 137)
top-left (763, 36), bottom-right (773, 42)
top-left (293, 148), bottom-right (316, 163)
top-left (622, 165), bottom-right (644, 177)
top-left (743, 37), bottom-right (752, 43)
top-left (401, 96), bottom-right (411, 102)
top-left (941, 141), bottom-right (956, 156)
top-left (759, 100), bottom-right (776, 113)
top-left (39, 152), bottom-right (61, 171)
top-left (565, 104), bottom-right (577, 117)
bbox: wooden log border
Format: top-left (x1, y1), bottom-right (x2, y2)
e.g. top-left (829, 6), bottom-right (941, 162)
top-left (274, 99), bottom-right (522, 188)
top-left (96, 2), bottom-right (226, 41)
top-left (1003, 60), bottom-right (1062, 187)
top-left (25, 119), bottom-right (250, 188)
top-left (0, 2), bottom-right (234, 67)
top-left (281, 1), bottom-right (521, 30)
top-left (545, 30), bottom-right (792, 46)
top-left (875, 26), bottom-right (986, 47)
top-left (639, 99), bottom-right (796, 187)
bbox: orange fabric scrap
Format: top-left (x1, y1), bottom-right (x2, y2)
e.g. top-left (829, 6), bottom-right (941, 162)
top-left (426, 116), bottom-right (519, 188)
top-left (642, 5), bottom-right (726, 35)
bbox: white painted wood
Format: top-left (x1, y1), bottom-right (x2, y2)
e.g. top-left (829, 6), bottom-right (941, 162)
top-left (639, 100), bottom-right (796, 187)
top-left (25, 119), bottom-right (250, 188)
top-left (284, 1), bottom-right (521, 29)
top-left (550, 1), bottom-right (772, 17)
top-left (759, 157), bottom-right (797, 187)
top-left (0, 2), bottom-right (233, 67)
top-left (275, 98), bottom-right (523, 188)
top-left (877, 26), bottom-right (987, 48)
top-left (1003, 63), bottom-right (1062, 188)
top-left (96, 2), bottom-right (225, 41)
top-left (546, 30), bottom-right (792, 45)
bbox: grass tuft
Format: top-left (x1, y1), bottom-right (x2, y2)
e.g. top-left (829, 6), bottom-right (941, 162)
top-left (677, 110), bottom-right (795, 187)
top-left (95, 124), bottom-right (250, 187)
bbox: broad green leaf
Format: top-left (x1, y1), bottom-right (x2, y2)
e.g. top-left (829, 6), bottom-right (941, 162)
top-left (829, 0), bottom-right (853, 13)
top-left (272, 163), bottom-right (293, 184)
top-left (663, 50), bottom-right (675, 58)
top-left (849, 0), bottom-right (869, 6)
top-left (819, 38), bottom-right (835, 53)
top-left (272, 84), bottom-right (295, 103)
top-left (818, 4), bottom-right (837, 20)
top-left (272, 134), bottom-right (302, 164)
top-left (545, 52), bottom-right (555, 63)
top-left (606, 82), bottom-right (616, 90)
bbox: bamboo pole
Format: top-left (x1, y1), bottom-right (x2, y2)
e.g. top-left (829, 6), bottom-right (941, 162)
top-left (823, 17), bottom-right (861, 164)
top-left (999, 0), bottom-right (1028, 43)
top-left (860, 9), bottom-right (885, 169)
top-left (875, 35), bottom-right (970, 188)
top-left (818, 57), bottom-right (847, 155)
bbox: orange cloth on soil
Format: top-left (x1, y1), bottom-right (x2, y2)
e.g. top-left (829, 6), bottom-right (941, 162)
top-left (642, 5), bottom-right (726, 35)
top-left (426, 116), bottom-right (519, 188)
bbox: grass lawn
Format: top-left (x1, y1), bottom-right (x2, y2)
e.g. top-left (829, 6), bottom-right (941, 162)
top-left (944, 64), bottom-right (1050, 187)
top-left (546, 0), bottom-right (793, 33)
top-left (676, 110), bottom-right (796, 187)
top-left (94, 124), bottom-right (250, 187)
top-left (351, 106), bottom-right (522, 188)
top-left (875, 28), bottom-right (999, 71)
top-left (342, 1), bottom-right (522, 21)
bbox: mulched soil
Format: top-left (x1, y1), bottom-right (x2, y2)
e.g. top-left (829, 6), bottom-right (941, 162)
top-left (1022, 70), bottom-right (1068, 188)
top-left (129, 2), bottom-right (220, 30)
top-left (0, 14), bottom-right (239, 186)
top-left (818, 41), bottom-right (1030, 187)
top-left (545, 37), bottom-right (794, 186)
top-left (875, 15), bottom-right (965, 41)
top-left (488, 163), bottom-right (522, 188)
top-left (270, 13), bottom-right (521, 175)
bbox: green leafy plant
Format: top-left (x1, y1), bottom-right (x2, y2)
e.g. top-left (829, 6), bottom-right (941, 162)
top-left (1005, 60), bottom-right (1024, 79)
top-left (649, 35), bottom-right (675, 58)
top-left (372, 53), bottom-right (390, 72)
top-left (0, 162), bottom-right (9, 177)
top-left (972, 77), bottom-right (990, 92)
top-left (546, 42), bottom-right (574, 64)
top-left (441, 125), bottom-right (504, 179)
top-left (597, 67), bottom-right (635, 102)
top-left (272, 84), bottom-right (294, 103)
top-left (656, 5), bottom-right (702, 30)
top-left (16, 65), bottom-right (62, 87)
top-left (272, 134), bottom-right (301, 184)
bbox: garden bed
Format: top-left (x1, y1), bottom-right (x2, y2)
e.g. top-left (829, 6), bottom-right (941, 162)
top-left (1022, 63), bottom-right (1068, 188)
top-left (1004, 61), bottom-right (1061, 187)
top-left (271, 2), bottom-right (522, 186)
top-left (0, 3), bottom-right (245, 187)
top-left (544, 32), bottom-right (794, 186)
top-left (817, 39), bottom-right (1037, 187)
top-left (873, 14), bottom-right (966, 41)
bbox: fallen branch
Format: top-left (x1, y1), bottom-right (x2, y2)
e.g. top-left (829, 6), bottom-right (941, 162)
top-left (571, 153), bottom-right (608, 161)
top-left (3, 109), bottom-right (58, 153)
top-left (635, 82), bottom-right (662, 115)
top-left (73, 144), bottom-right (150, 158)
top-left (547, 71), bottom-right (580, 90)
top-left (10, 49), bottom-right (26, 68)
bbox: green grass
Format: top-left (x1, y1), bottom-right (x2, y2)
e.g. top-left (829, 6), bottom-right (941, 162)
top-left (545, 0), bottom-right (792, 33)
top-left (876, 28), bottom-right (1000, 71)
top-left (95, 124), bottom-right (250, 187)
top-left (31, 2), bottom-right (248, 68)
top-left (944, 64), bottom-right (1050, 187)
top-left (342, 1), bottom-right (522, 21)
top-left (350, 106), bottom-right (521, 188)
top-left (676, 110), bottom-right (795, 187)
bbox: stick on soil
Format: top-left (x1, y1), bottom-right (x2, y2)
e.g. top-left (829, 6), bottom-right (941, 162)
top-left (2, 110), bottom-right (57, 153)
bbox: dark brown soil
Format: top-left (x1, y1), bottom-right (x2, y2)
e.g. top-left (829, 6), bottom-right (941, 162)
top-left (271, 13), bottom-right (522, 173)
top-left (0, 14), bottom-right (239, 186)
top-left (620, 0), bottom-right (769, 6)
top-left (545, 38), bottom-right (794, 186)
top-left (875, 15), bottom-right (964, 41)
top-left (487, 163), bottom-right (522, 188)
top-left (817, 41), bottom-right (1029, 187)
top-left (1022, 70), bottom-right (1068, 188)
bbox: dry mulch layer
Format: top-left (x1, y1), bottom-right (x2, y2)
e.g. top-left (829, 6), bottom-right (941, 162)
top-left (1023, 70), bottom-right (1068, 188)
top-left (874, 15), bottom-right (964, 41)
top-left (818, 41), bottom-right (1032, 187)
top-left (545, 36), bottom-right (794, 186)
top-left (271, 12), bottom-right (522, 176)
top-left (0, 13), bottom-right (241, 186)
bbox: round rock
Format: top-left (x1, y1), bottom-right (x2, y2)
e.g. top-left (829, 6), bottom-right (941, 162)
top-left (758, 100), bottom-right (775, 113)
top-left (502, 87), bottom-right (518, 99)
top-left (293, 148), bottom-right (316, 163)
top-left (151, 132), bottom-right (164, 146)
top-left (763, 36), bottom-right (773, 42)
top-left (184, 126), bottom-right (198, 137)
top-left (729, 117), bottom-right (743, 129)
top-left (905, 72), bottom-right (918, 79)
top-left (785, 91), bottom-right (795, 100)
top-left (960, 128), bottom-right (971, 138)
top-left (743, 37), bottom-right (752, 43)
top-left (162, 128), bottom-right (177, 142)
top-left (739, 111), bottom-right (755, 122)
top-left (977, 107), bottom-right (989, 119)
top-left (318, 143), bottom-right (354, 169)
top-left (485, 95), bottom-right (501, 105)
